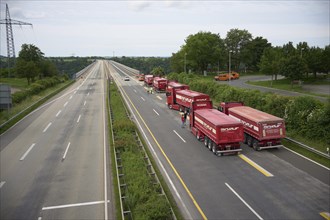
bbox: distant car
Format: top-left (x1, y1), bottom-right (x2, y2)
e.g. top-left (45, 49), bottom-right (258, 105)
top-left (124, 76), bottom-right (130, 81)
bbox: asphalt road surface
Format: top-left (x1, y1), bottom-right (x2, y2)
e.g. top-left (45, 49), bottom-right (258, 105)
top-left (109, 61), bottom-right (329, 220)
top-left (0, 60), bottom-right (112, 220)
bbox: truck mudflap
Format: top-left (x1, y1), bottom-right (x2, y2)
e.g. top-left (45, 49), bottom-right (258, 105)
top-left (259, 144), bottom-right (284, 150)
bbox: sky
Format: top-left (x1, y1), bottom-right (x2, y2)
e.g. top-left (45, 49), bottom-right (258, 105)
top-left (0, 0), bottom-right (329, 57)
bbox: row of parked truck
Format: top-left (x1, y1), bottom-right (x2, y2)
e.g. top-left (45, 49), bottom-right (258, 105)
top-left (143, 75), bottom-right (286, 156)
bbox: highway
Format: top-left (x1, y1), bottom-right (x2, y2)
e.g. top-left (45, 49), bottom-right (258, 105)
top-left (0, 61), bottom-right (112, 220)
top-left (108, 60), bottom-right (330, 220)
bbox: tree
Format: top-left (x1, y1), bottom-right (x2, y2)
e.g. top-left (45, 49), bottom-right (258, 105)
top-left (224, 29), bottom-right (253, 71)
top-left (180, 31), bottom-right (225, 73)
top-left (305, 47), bottom-right (323, 78)
top-left (40, 60), bottom-right (58, 78)
top-left (241, 36), bottom-right (271, 71)
top-left (259, 47), bottom-right (283, 84)
top-left (279, 54), bottom-right (308, 88)
top-left (16, 44), bottom-right (44, 84)
top-left (151, 66), bottom-right (164, 76)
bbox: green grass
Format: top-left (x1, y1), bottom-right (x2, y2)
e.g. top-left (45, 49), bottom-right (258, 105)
top-left (0, 78), bottom-right (29, 90)
top-left (247, 78), bottom-right (330, 98)
top-left (282, 139), bottom-right (330, 168)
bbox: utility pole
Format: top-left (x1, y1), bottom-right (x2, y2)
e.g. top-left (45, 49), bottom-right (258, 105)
top-left (0, 4), bottom-right (32, 77)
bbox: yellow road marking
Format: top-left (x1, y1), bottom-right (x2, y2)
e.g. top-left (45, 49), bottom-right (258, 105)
top-left (116, 77), bottom-right (207, 220)
top-left (239, 154), bottom-right (274, 177)
top-left (320, 212), bottom-right (330, 220)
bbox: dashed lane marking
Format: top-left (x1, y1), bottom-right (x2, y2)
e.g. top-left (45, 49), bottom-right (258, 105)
top-left (226, 183), bottom-right (264, 220)
top-left (0, 181), bottom-right (5, 189)
top-left (42, 200), bottom-right (110, 211)
top-left (62, 142), bottom-right (71, 161)
top-left (173, 130), bottom-right (186, 143)
top-left (320, 212), bottom-right (330, 220)
top-left (153, 109), bottom-right (159, 116)
top-left (56, 110), bottom-right (62, 117)
top-left (19, 143), bottom-right (36, 161)
top-left (157, 95), bottom-right (162, 100)
top-left (43, 122), bottom-right (52, 133)
top-left (239, 154), bottom-right (274, 177)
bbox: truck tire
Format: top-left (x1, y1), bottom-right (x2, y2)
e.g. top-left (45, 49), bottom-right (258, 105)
top-left (208, 140), bottom-right (212, 151)
top-left (247, 136), bottom-right (253, 147)
top-left (212, 145), bottom-right (217, 155)
top-left (204, 137), bottom-right (208, 147)
top-left (169, 105), bottom-right (172, 109)
top-left (252, 139), bottom-right (259, 151)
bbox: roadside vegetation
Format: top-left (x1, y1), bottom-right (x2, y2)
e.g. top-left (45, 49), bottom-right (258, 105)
top-left (108, 81), bottom-right (180, 219)
top-left (167, 72), bottom-right (330, 166)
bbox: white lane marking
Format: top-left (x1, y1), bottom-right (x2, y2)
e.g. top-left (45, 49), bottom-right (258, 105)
top-left (140, 97), bottom-right (145, 101)
top-left (156, 95), bottom-right (162, 100)
top-left (42, 200), bottom-right (109, 211)
top-left (173, 130), bottom-right (186, 143)
top-left (38, 217), bottom-right (42, 220)
top-left (153, 109), bottom-right (159, 116)
top-left (0, 181), bottom-right (6, 189)
top-left (69, 95), bottom-right (73, 100)
top-left (43, 123), bottom-right (52, 133)
top-left (62, 142), bottom-right (71, 160)
top-left (283, 146), bottom-right (330, 171)
top-left (64, 101), bottom-right (68, 107)
top-left (102, 68), bottom-right (108, 220)
top-left (225, 183), bottom-right (263, 220)
top-left (87, 92), bottom-right (90, 96)
top-left (77, 115), bottom-right (81, 123)
top-left (134, 89), bottom-right (137, 93)
top-left (74, 90), bottom-right (77, 94)
top-left (20, 143), bottom-right (36, 161)
top-left (56, 110), bottom-right (62, 117)
top-left (84, 100), bottom-right (87, 106)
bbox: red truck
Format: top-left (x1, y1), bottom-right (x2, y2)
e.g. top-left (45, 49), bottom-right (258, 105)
top-left (153, 77), bottom-right (168, 92)
top-left (167, 88), bottom-right (209, 112)
top-left (165, 82), bottom-right (189, 110)
top-left (219, 102), bottom-right (286, 150)
top-left (190, 101), bottom-right (244, 156)
top-left (144, 75), bottom-right (154, 86)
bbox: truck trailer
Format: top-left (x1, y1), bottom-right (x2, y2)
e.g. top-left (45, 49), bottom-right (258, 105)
top-left (219, 102), bottom-right (286, 150)
top-left (165, 82), bottom-right (189, 110)
top-left (153, 77), bottom-right (168, 92)
top-left (167, 89), bottom-right (210, 112)
top-left (190, 101), bottom-right (244, 156)
top-left (144, 75), bottom-right (154, 86)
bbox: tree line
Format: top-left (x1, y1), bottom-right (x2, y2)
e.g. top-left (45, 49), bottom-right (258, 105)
top-left (170, 29), bottom-right (330, 81)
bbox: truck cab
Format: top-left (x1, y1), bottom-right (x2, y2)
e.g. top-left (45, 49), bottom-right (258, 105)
top-left (165, 82), bottom-right (189, 110)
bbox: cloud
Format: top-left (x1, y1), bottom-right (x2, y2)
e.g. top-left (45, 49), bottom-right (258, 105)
top-left (164, 1), bottom-right (191, 9)
top-left (128, 1), bottom-right (152, 11)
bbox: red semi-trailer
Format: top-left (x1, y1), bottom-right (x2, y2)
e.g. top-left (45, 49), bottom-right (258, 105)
top-left (190, 101), bottom-right (243, 156)
top-left (144, 75), bottom-right (154, 86)
top-left (220, 102), bottom-right (286, 150)
top-left (153, 77), bottom-right (168, 92)
top-left (167, 89), bottom-right (210, 112)
top-left (165, 82), bottom-right (189, 110)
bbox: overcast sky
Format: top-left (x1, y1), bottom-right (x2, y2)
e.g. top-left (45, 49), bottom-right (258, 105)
top-left (0, 0), bottom-right (329, 57)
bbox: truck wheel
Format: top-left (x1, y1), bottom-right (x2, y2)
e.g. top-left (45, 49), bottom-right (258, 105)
top-left (212, 145), bottom-right (217, 155)
top-left (169, 105), bottom-right (172, 109)
top-left (204, 137), bottom-right (208, 147)
top-left (247, 136), bottom-right (252, 147)
top-left (252, 140), bottom-right (259, 151)
top-left (208, 141), bottom-right (212, 151)
top-left (196, 133), bottom-right (200, 141)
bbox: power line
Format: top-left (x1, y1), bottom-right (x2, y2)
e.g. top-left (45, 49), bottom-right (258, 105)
top-left (0, 4), bottom-right (32, 77)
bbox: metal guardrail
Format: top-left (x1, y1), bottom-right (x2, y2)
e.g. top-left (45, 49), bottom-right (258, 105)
top-left (285, 137), bottom-right (330, 159)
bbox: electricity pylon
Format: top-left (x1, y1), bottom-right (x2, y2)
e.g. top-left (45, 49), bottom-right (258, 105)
top-left (0, 3), bottom-right (32, 76)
